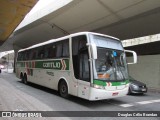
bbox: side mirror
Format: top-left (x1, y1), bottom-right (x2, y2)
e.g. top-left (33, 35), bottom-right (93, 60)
top-left (87, 43), bottom-right (97, 59)
top-left (124, 50), bottom-right (137, 64)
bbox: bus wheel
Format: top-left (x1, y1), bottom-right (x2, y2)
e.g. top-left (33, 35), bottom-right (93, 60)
top-left (23, 75), bottom-right (28, 85)
top-left (59, 80), bottom-right (69, 98)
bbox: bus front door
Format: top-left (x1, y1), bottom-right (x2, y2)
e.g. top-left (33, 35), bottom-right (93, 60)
top-left (77, 49), bottom-right (90, 99)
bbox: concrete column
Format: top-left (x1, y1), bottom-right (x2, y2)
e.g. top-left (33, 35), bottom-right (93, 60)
top-left (13, 50), bottom-right (18, 73)
top-left (13, 45), bottom-right (21, 73)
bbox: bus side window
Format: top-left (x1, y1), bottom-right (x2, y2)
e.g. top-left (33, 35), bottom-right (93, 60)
top-left (39, 49), bottom-right (44, 59)
top-left (27, 51), bottom-right (30, 60)
top-left (24, 51), bottom-right (28, 61)
top-left (72, 35), bottom-right (88, 80)
top-left (43, 45), bottom-right (49, 59)
top-left (79, 39), bottom-right (87, 50)
top-left (29, 50), bottom-right (33, 60)
top-left (37, 46), bottom-right (44, 59)
top-left (62, 39), bottom-right (69, 57)
top-left (56, 42), bottom-right (63, 58)
top-left (48, 44), bottom-right (56, 58)
top-left (32, 48), bottom-right (38, 60)
top-left (20, 51), bottom-right (24, 61)
top-left (79, 50), bottom-right (90, 82)
top-left (17, 53), bottom-right (22, 61)
top-left (31, 49), bottom-right (36, 60)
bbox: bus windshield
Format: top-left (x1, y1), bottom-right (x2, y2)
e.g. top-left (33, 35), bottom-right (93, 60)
top-left (90, 34), bottom-right (129, 81)
top-left (94, 48), bottom-right (128, 81)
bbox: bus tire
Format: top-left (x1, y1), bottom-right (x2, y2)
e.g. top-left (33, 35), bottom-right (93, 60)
top-left (23, 74), bottom-right (28, 85)
top-left (59, 80), bottom-right (69, 98)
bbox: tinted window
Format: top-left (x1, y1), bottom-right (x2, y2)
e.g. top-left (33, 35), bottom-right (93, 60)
top-left (72, 35), bottom-right (88, 80)
top-left (79, 50), bottom-right (90, 81)
top-left (62, 40), bottom-right (69, 57)
top-left (17, 39), bottom-right (69, 61)
top-left (56, 42), bottom-right (63, 58)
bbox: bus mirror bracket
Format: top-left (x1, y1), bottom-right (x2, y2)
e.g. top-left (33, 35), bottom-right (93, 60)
top-left (124, 50), bottom-right (137, 64)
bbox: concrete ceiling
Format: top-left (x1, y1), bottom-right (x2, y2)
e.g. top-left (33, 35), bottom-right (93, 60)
top-left (0, 0), bottom-right (38, 46)
top-left (1, 0), bottom-right (160, 51)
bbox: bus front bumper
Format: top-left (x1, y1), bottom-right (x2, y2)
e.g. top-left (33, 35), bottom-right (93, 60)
top-left (89, 87), bottom-right (128, 101)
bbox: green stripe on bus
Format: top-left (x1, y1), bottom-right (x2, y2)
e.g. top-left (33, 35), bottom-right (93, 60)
top-left (110, 80), bottom-right (129, 86)
top-left (93, 80), bottom-right (106, 86)
top-left (16, 59), bottom-right (69, 70)
top-left (93, 79), bottom-right (129, 86)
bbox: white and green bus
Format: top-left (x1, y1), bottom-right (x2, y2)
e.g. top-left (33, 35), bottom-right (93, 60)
top-left (16, 32), bottom-right (137, 100)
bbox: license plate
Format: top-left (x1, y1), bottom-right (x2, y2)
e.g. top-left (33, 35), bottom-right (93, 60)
top-left (142, 88), bottom-right (146, 91)
top-left (112, 92), bottom-right (119, 96)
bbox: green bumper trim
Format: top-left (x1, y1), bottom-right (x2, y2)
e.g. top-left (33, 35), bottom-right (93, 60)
top-left (93, 79), bottom-right (129, 86)
top-left (93, 80), bottom-right (106, 86)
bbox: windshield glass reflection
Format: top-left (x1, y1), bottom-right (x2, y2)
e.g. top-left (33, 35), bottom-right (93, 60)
top-left (94, 48), bottom-right (128, 81)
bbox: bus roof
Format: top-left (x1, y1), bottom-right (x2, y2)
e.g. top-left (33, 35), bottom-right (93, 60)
top-left (19, 32), bottom-right (120, 52)
top-left (71, 32), bottom-right (119, 41)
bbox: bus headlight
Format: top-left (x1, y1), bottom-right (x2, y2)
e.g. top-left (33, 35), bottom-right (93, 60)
top-left (93, 84), bottom-right (105, 89)
top-left (125, 83), bottom-right (129, 87)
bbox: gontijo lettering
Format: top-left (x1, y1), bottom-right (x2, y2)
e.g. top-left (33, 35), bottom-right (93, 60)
top-left (43, 62), bottom-right (61, 68)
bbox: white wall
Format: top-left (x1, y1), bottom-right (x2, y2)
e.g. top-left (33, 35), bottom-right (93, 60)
top-left (128, 55), bottom-right (160, 91)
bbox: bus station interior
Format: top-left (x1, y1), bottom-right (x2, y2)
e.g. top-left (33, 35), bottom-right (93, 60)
top-left (0, 0), bottom-right (160, 91)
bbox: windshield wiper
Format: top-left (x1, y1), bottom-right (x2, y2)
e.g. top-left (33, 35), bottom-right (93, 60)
top-left (113, 55), bottom-right (125, 80)
top-left (117, 65), bottom-right (125, 80)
